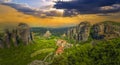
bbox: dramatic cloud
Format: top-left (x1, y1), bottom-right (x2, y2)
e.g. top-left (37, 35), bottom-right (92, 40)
top-left (0, 0), bottom-right (120, 30)
top-left (54, 0), bottom-right (120, 16)
top-left (1, 2), bottom-right (63, 17)
top-left (100, 4), bottom-right (120, 12)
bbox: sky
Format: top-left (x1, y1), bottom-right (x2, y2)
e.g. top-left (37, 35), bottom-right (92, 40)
top-left (0, 0), bottom-right (120, 29)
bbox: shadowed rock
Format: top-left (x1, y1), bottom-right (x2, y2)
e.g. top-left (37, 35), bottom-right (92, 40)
top-left (0, 39), bottom-right (3, 48)
top-left (67, 22), bottom-right (91, 43)
top-left (11, 29), bottom-right (18, 47)
top-left (17, 23), bottom-right (32, 45)
top-left (91, 22), bottom-right (120, 40)
top-left (4, 29), bottom-right (11, 48)
top-left (0, 23), bottom-right (33, 48)
top-left (67, 21), bottom-right (120, 43)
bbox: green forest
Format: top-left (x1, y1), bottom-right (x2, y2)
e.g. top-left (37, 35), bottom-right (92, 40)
top-left (0, 21), bottom-right (120, 65)
top-left (0, 35), bottom-right (120, 65)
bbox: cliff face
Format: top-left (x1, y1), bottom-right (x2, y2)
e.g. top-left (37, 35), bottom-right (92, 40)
top-left (67, 21), bottom-right (120, 43)
top-left (0, 23), bottom-right (33, 48)
top-left (67, 22), bottom-right (91, 43)
top-left (17, 23), bottom-right (32, 45)
top-left (91, 22), bottom-right (120, 40)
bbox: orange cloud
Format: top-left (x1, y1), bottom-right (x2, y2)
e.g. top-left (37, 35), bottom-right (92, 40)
top-left (0, 4), bottom-right (120, 31)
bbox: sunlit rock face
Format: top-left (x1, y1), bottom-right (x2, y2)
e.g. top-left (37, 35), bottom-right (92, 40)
top-left (67, 22), bottom-right (91, 43)
top-left (91, 22), bottom-right (120, 40)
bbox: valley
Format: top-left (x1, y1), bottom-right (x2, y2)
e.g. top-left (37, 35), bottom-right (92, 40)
top-left (0, 21), bottom-right (120, 65)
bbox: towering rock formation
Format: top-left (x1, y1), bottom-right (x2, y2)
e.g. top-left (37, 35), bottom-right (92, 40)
top-left (0, 38), bottom-right (3, 48)
top-left (67, 22), bottom-right (91, 43)
top-left (17, 23), bottom-right (32, 45)
top-left (91, 22), bottom-right (120, 40)
top-left (0, 23), bottom-right (33, 48)
top-left (67, 21), bottom-right (120, 43)
top-left (4, 29), bottom-right (11, 48)
top-left (77, 22), bottom-right (91, 42)
top-left (11, 29), bottom-right (18, 47)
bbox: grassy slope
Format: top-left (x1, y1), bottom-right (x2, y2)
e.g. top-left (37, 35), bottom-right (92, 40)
top-left (0, 36), bottom-right (57, 65)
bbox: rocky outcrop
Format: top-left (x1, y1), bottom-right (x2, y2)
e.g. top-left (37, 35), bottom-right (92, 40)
top-left (91, 22), bottom-right (120, 40)
top-left (61, 33), bottom-right (66, 38)
top-left (0, 23), bottom-right (33, 48)
top-left (4, 29), bottom-right (11, 48)
top-left (67, 22), bottom-right (91, 43)
top-left (67, 21), bottom-right (120, 43)
top-left (0, 38), bottom-right (3, 48)
top-left (17, 23), bottom-right (32, 45)
top-left (43, 30), bottom-right (52, 38)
